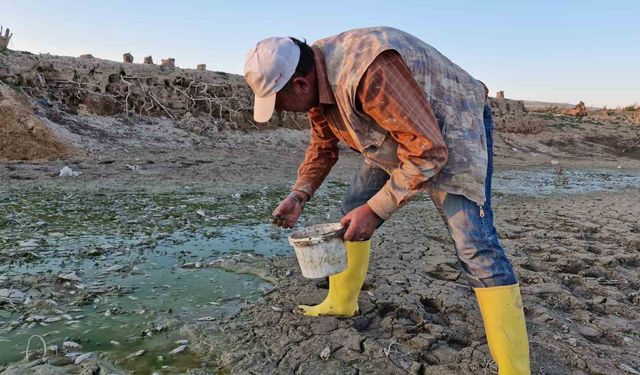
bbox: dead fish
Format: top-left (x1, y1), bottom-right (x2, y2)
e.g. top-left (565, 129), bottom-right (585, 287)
top-left (196, 316), bottom-right (215, 321)
top-left (105, 265), bottom-right (125, 272)
top-left (58, 272), bottom-right (82, 282)
top-left (65, 352), bottom-right (82, 361)
top-left (26, 315), bottom-right (46, 322)
top-left (320, 345), bottom-right (331, 361)
top-left (63, 341), bottom-right (82, 349)
top-left (127, 349), bottom-right (146, 359)
top-left (19, 239), bottom-right (39, 248)
top-left (74, 352), bottom-right (96, 364)
top-left (168, 345), bottom-right (187, 355)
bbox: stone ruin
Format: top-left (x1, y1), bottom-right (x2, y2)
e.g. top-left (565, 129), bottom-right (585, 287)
top-left (496, 90), bottom-right (505, 99)
top-left (0, 26), bottom-right (12, 49)
top-left (197, 64), bottom-right (206, 71)
top-left (144, 56), bottom-right (154, 64)
top-left (161, 58), bottom-right (176, 69)
top-left (122, 53), bottom-right (134, 63)
top-left (562, 101), bottom-right (588, 117)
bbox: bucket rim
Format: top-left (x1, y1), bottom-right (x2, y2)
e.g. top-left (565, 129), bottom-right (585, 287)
top-left (289, 223), bottom-right (345, 246)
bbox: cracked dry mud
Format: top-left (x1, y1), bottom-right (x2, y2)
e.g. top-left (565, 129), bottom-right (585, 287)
top-left (189, 190), bottom-right (640, 375)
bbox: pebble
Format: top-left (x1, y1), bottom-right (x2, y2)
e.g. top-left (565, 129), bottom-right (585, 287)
top-left (44, 316), bottom-right (62, 323)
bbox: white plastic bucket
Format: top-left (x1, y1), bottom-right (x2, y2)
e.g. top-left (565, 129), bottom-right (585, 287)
top-left (288, 223), bottom-right (347, 279)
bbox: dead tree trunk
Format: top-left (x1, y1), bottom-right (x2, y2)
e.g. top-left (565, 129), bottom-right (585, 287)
top-left (0, 26), bottom-right (12, 49)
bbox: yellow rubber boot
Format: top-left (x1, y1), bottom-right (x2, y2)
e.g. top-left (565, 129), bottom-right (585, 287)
top-left (297, 240), bottom-right (371, 317)
top-left (474, 284), bottom-right (530, 375)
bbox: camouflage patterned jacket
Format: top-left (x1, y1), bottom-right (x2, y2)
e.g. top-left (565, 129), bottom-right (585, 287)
top-left (313, 27), bottom-right (488, 208)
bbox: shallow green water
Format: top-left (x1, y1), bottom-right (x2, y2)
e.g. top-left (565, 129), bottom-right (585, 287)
top-left (0, 186), bottom-right (345, 371)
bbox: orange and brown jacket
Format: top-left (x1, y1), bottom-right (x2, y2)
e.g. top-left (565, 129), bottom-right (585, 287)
top-left (292, 27), bottom-right (488, 219)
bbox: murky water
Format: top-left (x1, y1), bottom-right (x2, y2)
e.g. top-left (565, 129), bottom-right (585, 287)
top-left (0, 188), bottom-right (345, 372)
top-left (1, 169), bottom-right (638, 371)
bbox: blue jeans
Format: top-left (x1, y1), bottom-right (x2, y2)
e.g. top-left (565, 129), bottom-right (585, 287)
top-left (341, 105), bottom-right (517, 288)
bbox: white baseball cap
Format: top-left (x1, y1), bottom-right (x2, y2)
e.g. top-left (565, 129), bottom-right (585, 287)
top-left (244, 37), bottom-right (300, 123)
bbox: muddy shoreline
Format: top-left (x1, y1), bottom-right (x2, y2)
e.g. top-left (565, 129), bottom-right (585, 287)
top-left (2, 126), bottom-right (640, 374)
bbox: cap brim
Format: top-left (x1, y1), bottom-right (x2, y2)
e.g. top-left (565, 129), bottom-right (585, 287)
top-left (253, 94), bottom-right (276, 123)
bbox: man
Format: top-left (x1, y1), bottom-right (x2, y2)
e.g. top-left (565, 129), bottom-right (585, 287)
top-left (243, 27), bottom-right (529, 374)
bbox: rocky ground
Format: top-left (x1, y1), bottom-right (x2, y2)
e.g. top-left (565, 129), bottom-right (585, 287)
top-left (1, 50), bottom-right (640, 374)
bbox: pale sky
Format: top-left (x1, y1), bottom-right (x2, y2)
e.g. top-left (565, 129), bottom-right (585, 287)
top-left (1, 0), bottom-right (638, 108)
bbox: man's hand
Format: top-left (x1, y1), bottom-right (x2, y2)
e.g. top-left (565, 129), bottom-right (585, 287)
top-left (340, 204), bottom-right (382, 241)
top-left (271, 191), bottom-right (308, 228)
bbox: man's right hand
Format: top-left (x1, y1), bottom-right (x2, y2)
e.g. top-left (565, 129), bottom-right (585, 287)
top-left (271, 191), bottom-right (308, 229)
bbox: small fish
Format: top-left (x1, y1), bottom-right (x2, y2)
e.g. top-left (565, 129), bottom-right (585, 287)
top-left (168, 345), bottom-right (187, 355)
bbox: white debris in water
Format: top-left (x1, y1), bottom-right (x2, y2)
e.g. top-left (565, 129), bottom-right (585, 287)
top-left (47, 345), bottom-right (59, 353)
top-left (196, 209), bottom-right (206, 217)
top-left (18, 239), bottom-right (39, 248)
top-left (104, 309), bottom-right (112, 317)
top-left (74, 352), bottom-right (96, 364)
top-left (59, 166), bottom-right (81, 177)
top-left (233, 193), bottom-right (241, 199)
top-left (157, 355), bottom-right (164, 362)
top-left (126, 164), bottom-right (143, 171)
top-left (110, 340), bottom-right (121, 346)
top-left (320, 345), bottom-right (331, 361)
top-left (168, 345), bottom-right (187, 355)
top-left (127, 349), bottom-right (146, 359)
top-left (58, 272), bottom-right (82, 282)
top-left (196, 316), bottom-right (216, 321)
top-left (175, 339), bottom-right (189, 345)
top-left (63, 341), bottom-right (82, 349)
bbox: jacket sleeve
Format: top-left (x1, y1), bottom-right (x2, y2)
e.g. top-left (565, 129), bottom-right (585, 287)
top-left (359, 51), bottom-right (449, 219)
top-left (291, 107), bottom-right (340, 198)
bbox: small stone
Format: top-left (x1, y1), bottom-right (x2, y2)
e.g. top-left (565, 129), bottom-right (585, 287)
top-left (568, 337), bottom-right (578, 347)
top-left (550, 160), bottom-right (560, 165)
top-left (270, 306), bottom-right (283, 312)
top-left (44, 316), bottom-right (62, 323)
top-left (175, 339), bottom-right (189, 345)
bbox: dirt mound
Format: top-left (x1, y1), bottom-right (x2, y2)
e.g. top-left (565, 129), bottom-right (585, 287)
top-left (0, 84), bottom-right (70, 160)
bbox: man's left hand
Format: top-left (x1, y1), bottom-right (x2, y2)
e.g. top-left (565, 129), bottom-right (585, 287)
top-left (340, 204), bottom-right (382, 241)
